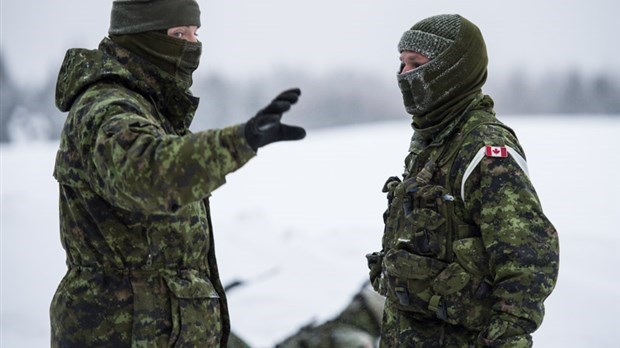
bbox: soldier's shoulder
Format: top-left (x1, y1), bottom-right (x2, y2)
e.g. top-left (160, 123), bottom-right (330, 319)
top-left (82, 82), bottom-right (143, 103)
top-left (465, 115), bottom-right (517, 142)
top-left (457, 116), bottom-right (522, 159)
top-left (447, 116), bottom-right (526, 184)
top-left (76, 83), bottom-right (152, 117)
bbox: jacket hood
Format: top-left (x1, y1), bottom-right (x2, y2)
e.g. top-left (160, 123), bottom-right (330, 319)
top-left (55, 37), bottom-right (198, 130)
top-left (55, 43), bottom-right (141, 112)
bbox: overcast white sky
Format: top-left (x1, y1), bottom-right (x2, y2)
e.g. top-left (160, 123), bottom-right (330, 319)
top-left (1, 0), bottom-right (619, 88)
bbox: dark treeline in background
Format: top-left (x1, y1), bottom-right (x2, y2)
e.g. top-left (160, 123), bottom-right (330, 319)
top-left (1, 52), bottom-right (619, 143)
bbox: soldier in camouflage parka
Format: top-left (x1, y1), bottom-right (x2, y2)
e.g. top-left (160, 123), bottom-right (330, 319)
top-left (366, 15), bottom-right (559, 347)
top-left (50, 1), bottom-right (305, 346)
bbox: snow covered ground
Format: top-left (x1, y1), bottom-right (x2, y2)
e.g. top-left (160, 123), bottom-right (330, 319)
top-left (1, 116), bottom-right (619, 347)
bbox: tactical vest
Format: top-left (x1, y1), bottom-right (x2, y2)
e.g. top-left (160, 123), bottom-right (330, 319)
top-left (376, 111), bottom-right (518, 331)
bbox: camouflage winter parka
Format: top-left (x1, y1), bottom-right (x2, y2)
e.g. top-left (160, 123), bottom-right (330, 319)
top-left (50, 37), bottom-right (255, 347)
top-left (369, 96), bottom-right (560, 347)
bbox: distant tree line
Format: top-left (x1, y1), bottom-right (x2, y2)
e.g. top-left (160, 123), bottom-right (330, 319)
top-left (1, 52), bottom-right (619, 143)
top-left (487, 69), bottom-right (620, 115)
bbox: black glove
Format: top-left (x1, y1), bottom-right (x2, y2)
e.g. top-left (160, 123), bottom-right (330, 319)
top-left (244, 88), bottom-right (306, 151)
top-left (366, 251), bottom-right (384, 293)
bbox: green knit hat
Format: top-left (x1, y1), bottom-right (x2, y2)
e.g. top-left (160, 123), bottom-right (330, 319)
top-left (109, 0), bottom-right (201, 35)
top-left (398, 14), bottom-right (461, 59)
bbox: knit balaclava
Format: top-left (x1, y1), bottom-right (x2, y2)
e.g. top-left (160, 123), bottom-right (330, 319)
top-left (108, 0), bottom-right (202, 88)
top-left (397, 14), bottom-right (488, 140)
top-left (398, 14), bottom-right (459, 60)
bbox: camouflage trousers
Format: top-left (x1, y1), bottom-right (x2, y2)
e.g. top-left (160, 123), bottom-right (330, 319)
top-left (380, 299), bottom-right (481, 348)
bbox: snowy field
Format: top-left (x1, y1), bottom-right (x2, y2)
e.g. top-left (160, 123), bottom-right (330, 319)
top-left (1, 116), bottom-right (619, 347)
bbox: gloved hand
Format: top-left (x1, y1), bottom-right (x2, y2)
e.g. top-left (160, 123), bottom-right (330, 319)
top-left (365, 251), bottom-right (384, 293)
top-left (244, 88), bottom-right (306, 151)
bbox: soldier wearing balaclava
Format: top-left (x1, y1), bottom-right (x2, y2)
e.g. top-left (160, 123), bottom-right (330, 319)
top-left (366, 14), bottom-right (559, 347)
top-left (50, 1), bottom-right (305, 346)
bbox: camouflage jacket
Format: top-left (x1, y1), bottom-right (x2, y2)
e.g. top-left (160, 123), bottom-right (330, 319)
top-left (375, 96), bottom-right (559, 347)
top-left (50, 37), bottom-right (255, 347)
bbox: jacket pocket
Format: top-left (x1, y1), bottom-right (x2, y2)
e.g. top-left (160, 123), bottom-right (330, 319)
top-left (163, 271), bottom-right (222, 347)
top-left (383, 249), bottom-right (448, 317)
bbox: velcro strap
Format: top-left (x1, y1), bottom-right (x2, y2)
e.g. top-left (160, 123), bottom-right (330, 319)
top-left (427, 294), bottom-right (442, 312)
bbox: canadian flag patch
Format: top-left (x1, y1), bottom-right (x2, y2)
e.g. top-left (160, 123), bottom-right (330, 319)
top-left (485, 145), bottom-right (508, 158)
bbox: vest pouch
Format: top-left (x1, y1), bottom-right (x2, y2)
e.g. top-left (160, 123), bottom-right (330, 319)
top-left (453, 237), bottom-right (489, 276)
top-left (383, 248), bottom-right (448, 317)
top-left (163, 271), bottom-right (222, 347)
top-left (431, 256), bottom-right (494, 331)
top-left (403, 208), bottom-right (445, 256)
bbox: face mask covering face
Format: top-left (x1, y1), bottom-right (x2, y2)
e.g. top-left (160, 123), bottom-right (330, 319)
top-left (111, 31), bottom-right (202, 88)
top-left (397, 65), bottom-right (430, 116)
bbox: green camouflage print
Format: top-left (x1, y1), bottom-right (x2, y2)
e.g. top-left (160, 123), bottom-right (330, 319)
top-left (451, 105), bottom-right (558, 347)
top-left (380, 301), bottom-right (481, 348)
top-left (371, 96), bottom-right (559, 347)
top-left (276, 284), bottom-right (384, 348)
top-left (227, 331), bottom-right (252, 348)
top-left (51, 37), bottom-right (255, 347)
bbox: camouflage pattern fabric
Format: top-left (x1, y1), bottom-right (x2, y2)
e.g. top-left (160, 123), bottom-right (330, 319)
top-left (227, 331), bottom-right (252, 348)
top-left (276, 283), bottom-right (385, 348)
top-left (380, 301), bottom-right (494, 348)
top-left (369, 96), bottom-right (559, 347)
top-left (50, 37), bottom-right (255, 347)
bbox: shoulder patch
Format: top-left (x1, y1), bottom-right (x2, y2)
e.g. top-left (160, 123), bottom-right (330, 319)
top-left (461, 146), bottom-right (530, 203)
top-left (485, 145), bottom-right (508, 158)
